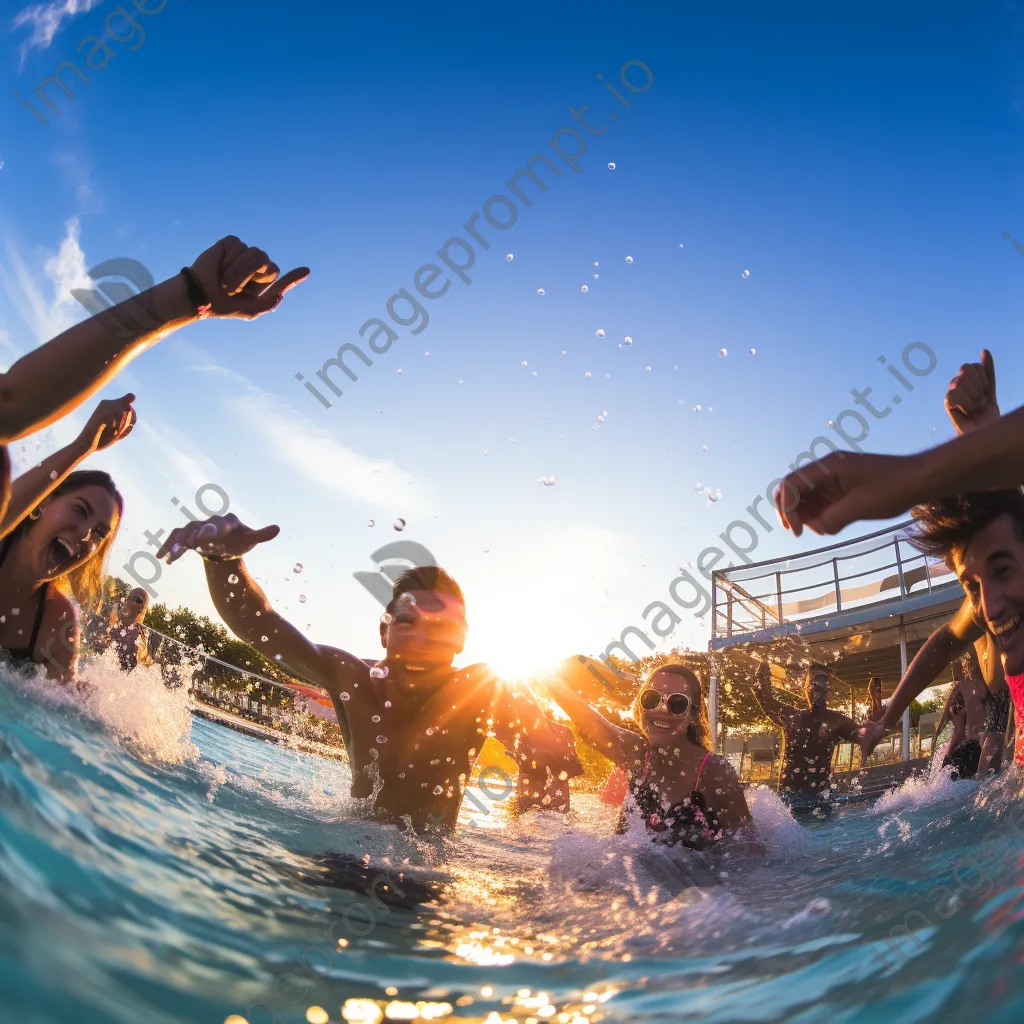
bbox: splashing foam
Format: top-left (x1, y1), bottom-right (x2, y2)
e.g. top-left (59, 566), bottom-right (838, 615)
top-left (10, 650), bottom-right (198, 765)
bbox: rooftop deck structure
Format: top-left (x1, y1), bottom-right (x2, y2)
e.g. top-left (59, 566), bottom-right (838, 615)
top-left (708, 522), bottom-right (966, 764)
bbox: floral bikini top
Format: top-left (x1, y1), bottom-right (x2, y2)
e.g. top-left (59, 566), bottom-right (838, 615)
top-left (620, 745), bottom-right (723, 850)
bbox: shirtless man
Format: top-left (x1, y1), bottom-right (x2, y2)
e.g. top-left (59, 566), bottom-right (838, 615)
top-left (859, 351), bottom-right (1009, 774)
top-left (156, 514), bottom-right (581, 832)
top-left (751, 660), bottom-right (859, 815)
top-left (935, 651), bottom-right (989, 780)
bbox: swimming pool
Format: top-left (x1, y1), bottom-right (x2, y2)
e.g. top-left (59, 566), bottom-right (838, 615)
top-left (2, 662), bottom-right (1024, 1024)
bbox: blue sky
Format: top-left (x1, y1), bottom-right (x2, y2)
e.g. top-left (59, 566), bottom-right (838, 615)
top-left (2, 0), bottom-right (1024, 676)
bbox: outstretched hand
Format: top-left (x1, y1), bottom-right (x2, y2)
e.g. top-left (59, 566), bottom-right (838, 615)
top-left (78, 394), bottom-right (136, 452)
top-left (857, 718), bottom-right (886, 761)
top-left (156, 513), bottom-right (280, 565)
top-left (774, 450), bottom-right (921, 537)
top-left (189, 236), bottom-right (309, 321)
top-left (945, 349), bottom-right (998, 435)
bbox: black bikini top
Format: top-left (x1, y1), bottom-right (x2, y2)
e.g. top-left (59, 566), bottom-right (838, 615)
top-left (623, 745), bottom-right (723, 849)
top-left (0, 533), bottom-right (50, 665)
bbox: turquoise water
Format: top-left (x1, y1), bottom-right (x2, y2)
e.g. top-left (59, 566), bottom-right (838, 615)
top-left (3, 660), bottom-right (1024, 1024)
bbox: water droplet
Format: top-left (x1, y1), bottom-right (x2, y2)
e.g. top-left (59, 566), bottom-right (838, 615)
top-left (521, 360), bottom-right (528, 367)
top-left (49, 470), bottom-right (57, 480)
top-left (645, 366), bottom-right (651, 372)
top-left (694, 481), bottom-right (703, 491)
top-left (506, 253), bottom-right (514, 261)
top-left (296, 595), bottom-right (306, 605)
top-left (694, 404), bottom-right (702, 412)
top-left (596, 329), bottom-right (605, 338)
top-left (581, 285), bottom-right (588, 293)
top-left (679, 243), bottom-right (685, 248)
top-left (372, 714), bottom-right (381, 723)
top-left (827, 420), bottom-right (835, 428)
top-left (537, 475), bottom-right (556, 486)
top-left (260, 635), bottom-right (268, 642)
top-left (718, 348), bottom-right (728, 358)
top-left (368, 519), bottom-right (375, 527)
top-left (433, 785), bottom-right (444, 795)
top-left (537, 288), bottom-right (545, 296)
top-left (340, 692), bottom-right (351, 701)
top-left (531, 371), bottom-right (537, 377)
top-left (594, 261), bottom-right (599, 267)
top-left (625, 256), bottom-right (634, 264)
top-left (228, 573), bottom-right (239, 585)
top-left (561, 349), bottom-right (567, 356)
top-left (585, 371), bottom-right (592, 379)
top-left (458, 379), bottom-right (464, 385)
top-left (393, 518), bottom-right (406, 531)
top-left (376, 735), bottom-right (388, 744)
top-left (483, 449), bottom-right (489, 455)
top-left (607, 162), bottom-right (616, 170)
top-left (749, 347), bottom-right (757, 356)
top-left (274, 653), bottom-right (282, 661)
top-left (624, 336), bottom-right (632, 345)
top-left (397, 368), bottom-right (403, 374)
top-left (384, 700), bottom-right (392, 708)
top-left (293, 563), bottom-right (302, 573)
top-left (707, 488), bottom-right (722, 504)
top-left (741, 269), bottom-right (751, 279)
top-left (701, 444), bottom-right (708, 452)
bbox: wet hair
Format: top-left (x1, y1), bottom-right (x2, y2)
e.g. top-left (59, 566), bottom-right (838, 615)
top-left (384, 565), bottom-right (465, 618)
top-left (9, 470), bottom-right (123, 612)
top-left (633, 662), bottom-right (712, 750)
top-left (909, 491), bottom-right (1024, 565)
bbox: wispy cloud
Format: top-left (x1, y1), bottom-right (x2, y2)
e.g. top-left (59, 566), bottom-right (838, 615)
top-left (201, 365), bottom-right (432, 514)
top-left (0, 217), bottom-right (90, 351)
top-left (12, 0), bottom-right (98, 62)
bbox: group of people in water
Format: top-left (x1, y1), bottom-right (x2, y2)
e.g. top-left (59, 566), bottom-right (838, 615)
top-left (2, 232), bottom-right (1023, 856)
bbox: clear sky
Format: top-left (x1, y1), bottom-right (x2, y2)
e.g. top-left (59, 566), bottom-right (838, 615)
top-left (2, 0), bottom-right (1024, 678)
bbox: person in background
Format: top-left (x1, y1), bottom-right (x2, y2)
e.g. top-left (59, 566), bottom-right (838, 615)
top-left (934, 651), bottom-right (989, 780)
top-left (543, 662), bottom-right (753, 849)
top-left (155, 513), bottom-right (582, 831)
top-left (751, 660), bottom-right (859, 817)
top-left (96, 587), bottom-right (151, 673)
top-left (0, 235), bottom-right (307, 533)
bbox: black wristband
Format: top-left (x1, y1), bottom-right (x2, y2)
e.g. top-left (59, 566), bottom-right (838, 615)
top-left (181, 267), bottom-right (213, 318)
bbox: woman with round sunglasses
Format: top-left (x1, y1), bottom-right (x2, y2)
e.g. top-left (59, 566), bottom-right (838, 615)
top-left (544, 662), bottom-right (752, 849)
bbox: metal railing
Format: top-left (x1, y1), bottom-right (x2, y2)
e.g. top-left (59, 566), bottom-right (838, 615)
top-left (711, 521), bottom-right (959, 639)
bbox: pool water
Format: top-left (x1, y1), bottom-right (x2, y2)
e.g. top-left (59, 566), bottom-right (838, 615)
top-left (2, 659), bottom-right (1024, 1024)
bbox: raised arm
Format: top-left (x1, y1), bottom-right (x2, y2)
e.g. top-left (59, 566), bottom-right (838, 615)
top-left (858, 597), bottom-right (980, 757)
top-left (156, 514), bottom-right (354, 693)
top-left (750, 660), bottom-right (795, 728)
top-left (0, 236), bottom-right (308, 443)
top-left (540, 672), bottom-right (644, 769)
top-left (0, 395), bottom-right (136, 539)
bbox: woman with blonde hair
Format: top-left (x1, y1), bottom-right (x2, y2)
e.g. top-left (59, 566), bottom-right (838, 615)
top-left (544, 661), bottom-right (752, 848)
top-left (0, 467), bottom-right (124, 681)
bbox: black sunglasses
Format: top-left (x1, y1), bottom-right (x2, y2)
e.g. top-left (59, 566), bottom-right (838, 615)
top-left (639, 689), bottom-right (691, 715)
top-left (811, 672), bottom-right (830, 687)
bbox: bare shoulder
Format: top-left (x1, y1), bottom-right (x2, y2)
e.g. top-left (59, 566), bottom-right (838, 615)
top-left (41, 589), bottom-right (78, 630)
top-left (704, 753), bottom-right (742, 785)
top-left (314, 644), bottom-right (372, 691)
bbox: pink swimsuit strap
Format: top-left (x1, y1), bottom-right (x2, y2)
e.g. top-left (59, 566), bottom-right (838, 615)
top-left (694, 751), bottom-right (712, 793)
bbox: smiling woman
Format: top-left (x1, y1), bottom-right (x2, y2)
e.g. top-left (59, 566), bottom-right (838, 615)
top-left (0, 470), bottom-right (123, 680)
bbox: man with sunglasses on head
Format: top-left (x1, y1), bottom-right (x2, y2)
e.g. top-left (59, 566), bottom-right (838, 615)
top-left (752, 660), bottom-right (859, 817)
